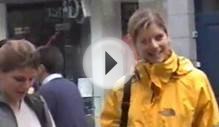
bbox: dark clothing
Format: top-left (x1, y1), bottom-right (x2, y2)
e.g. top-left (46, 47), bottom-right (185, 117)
top-left (0, 93), bottom-right (53, 127)
top-left (39, 78), bottom-right (87, 127)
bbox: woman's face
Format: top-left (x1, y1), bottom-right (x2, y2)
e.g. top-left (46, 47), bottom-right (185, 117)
top-left (134, 23), bottom-right (171, 64)
top-left (0, 67), bottom-right (37, 104)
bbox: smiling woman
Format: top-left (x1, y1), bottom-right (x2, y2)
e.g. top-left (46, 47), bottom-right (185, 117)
top-left (100, 9), bottom-right (219, 127)
top-left (0, 39), bottom-right (55, 127)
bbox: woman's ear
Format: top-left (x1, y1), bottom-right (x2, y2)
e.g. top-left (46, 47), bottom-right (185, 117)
top-left (37, 64), bottom-right (47, 82)
top-left (37, 64), bottom-right (46, 77)
top-left (38, 64), bottom-right (46, 74)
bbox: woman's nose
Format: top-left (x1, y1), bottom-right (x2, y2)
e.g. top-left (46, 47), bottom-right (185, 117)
top-left (149, 39), bottom-right (159, 50)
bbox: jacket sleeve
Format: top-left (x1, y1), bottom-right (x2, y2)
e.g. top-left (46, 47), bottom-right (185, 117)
top-left (100, 90), bottom-right (122, 127)
top-left (192, 73), bottom-right (219, 127)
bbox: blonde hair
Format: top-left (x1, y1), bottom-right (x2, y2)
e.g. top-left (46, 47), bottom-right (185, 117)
top-left (0, 39), bottom-right (40, 72)
top-left (128, 9), bottom-right (167, 42)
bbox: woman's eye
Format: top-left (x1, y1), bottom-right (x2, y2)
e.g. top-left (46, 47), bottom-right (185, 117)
top-left (13, 76), bottom-right (26, 82)
top-left (154, 34), bottom-right (163, 41)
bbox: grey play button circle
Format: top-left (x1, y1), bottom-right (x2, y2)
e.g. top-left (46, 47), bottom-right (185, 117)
top-left (83, 37), bottom-right (135, 89)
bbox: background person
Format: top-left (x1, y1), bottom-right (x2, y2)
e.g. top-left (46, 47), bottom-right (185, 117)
top-left (37, 45), bottom-right (88, 127)
top-left (0, 39), bottom-right (55, 127)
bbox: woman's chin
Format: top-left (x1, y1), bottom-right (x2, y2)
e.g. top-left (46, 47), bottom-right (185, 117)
top-left (145, 57), bottom-right (164, 64)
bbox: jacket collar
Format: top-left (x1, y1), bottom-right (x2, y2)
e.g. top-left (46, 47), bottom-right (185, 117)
top-left (42, 73), bottom-right (63, 85)
top-left (135, 51), bottom-right (194, 88)
top-left (0, 91), bottom-right (7, 104)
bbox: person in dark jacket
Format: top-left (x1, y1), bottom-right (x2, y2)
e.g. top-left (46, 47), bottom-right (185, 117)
top-left (0, 39), bottom-right (55, 127)
top-left (37, 45), bottom-right (88, 127)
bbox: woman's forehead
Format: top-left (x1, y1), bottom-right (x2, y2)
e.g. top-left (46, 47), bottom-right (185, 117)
top-left (138, 24), bottom-right (166, 38)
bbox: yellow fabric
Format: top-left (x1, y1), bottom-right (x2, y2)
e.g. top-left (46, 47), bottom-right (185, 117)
top-left (100, 52), bottom-right (219, 127)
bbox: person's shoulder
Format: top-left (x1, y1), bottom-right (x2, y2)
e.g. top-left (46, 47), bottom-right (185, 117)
top-left (55, 78), bottom-right (78, 88)
top-left (25, 93), bottom-right (45, 107)
top-left (108, 75), bottom-right (134, 97)
top-left (49, 78), bottom-right (75, 85)
top-left (110, 76), bottom-right (126, 91)
top-left (25, 93), bottom-right (43, 100)
top-left (185, 67), bottom-right (208, 81)
top-left (39, 79), bottom-right (61, 93)
top-left (50, 78), bottom-right (80, 93)
top-left (178, 66), bottom-right (210, 92)
top-left (42, 78), bottom-right (68, 88)
top-left (175, 55), bottom-right (207, 80)
top-left (62, 78), bottom-right (76, 85)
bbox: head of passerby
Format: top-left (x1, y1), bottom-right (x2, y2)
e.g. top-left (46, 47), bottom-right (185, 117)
top-left (36, 45), bottom-right (64, 83)
top-left (0, 39), bottom-right (39, 107)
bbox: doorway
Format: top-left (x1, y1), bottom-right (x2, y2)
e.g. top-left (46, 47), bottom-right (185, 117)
top-left (195, 0), bottom-right (219, 96)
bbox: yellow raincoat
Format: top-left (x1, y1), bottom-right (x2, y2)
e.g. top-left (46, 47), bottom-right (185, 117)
top-left (100, 52), bottom-right (219, 127)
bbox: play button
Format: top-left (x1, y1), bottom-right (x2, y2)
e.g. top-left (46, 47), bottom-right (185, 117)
top-left (83, 37), bottom-right (135, 89)
top-left (105, 52), bottom-right (117, 75)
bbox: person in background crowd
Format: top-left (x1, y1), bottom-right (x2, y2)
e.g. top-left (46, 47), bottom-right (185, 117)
top-left (100, 8), bottom-right (219, 127)
top-left (0, 39), bottom-right (55, 127)
top-left (37, 45), bottom-right (88, 127)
